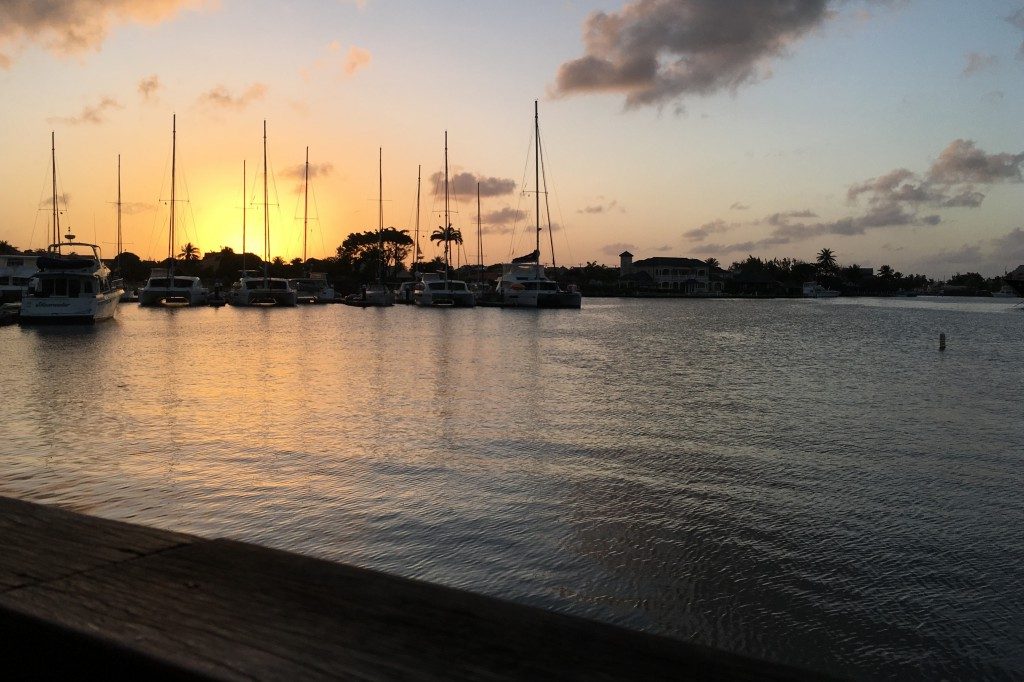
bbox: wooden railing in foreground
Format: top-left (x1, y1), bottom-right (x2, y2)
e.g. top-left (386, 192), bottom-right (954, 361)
top-left (0, 496), bottom-right (825, 680)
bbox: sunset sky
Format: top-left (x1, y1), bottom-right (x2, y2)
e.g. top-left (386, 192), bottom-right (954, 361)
top-left (1, 0), bottom-right (1022, 277)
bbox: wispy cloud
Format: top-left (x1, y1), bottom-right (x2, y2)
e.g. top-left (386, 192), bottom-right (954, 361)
top-left (991, 227), bottom-right (1024, 262)
top-left (303, 41), bottom-right (373, 80)
top-left (344, 45), bottom-right (371, 75)
top-left (281, 160), bottom-right (335, 193)
top-left (48, 96), bottom-right (123, 124)
top-left (577, 199), bottom-right (622, 214)
top-left (198, 83), bottom-right (267, 110)
top-left (39, 193), bottom-right (71, 209)
top-left (1008, 8), bottom-right (1024, 59)
top-left (683, 218), bottom-right (733, 241)
top-left (481, 207), bottom-right (527, 231)
top-left (138, 74), bottom-right (161, 102)
top-left (602, 242), bottom-right (637, 256)
top-left (962, 52), bottom-right (997, 77)
top-left (730, 202), bottom-right (750, 210)
top-left (429, 171), bottom-right (516, 198)
top-left (551, 0), bottom-right (887, 108)
top-left (686, 139), bottom-right (1024, 254)
top-left (0, 0), bottom-right (207, 68)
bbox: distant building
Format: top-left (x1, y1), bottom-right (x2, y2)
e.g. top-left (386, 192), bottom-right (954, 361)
top-left (0, 253), bottom-right (40, 303)
top-left (619, 252), bottom-right (717, 294)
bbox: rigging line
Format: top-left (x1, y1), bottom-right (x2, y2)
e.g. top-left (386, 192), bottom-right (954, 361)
top-left (180, 171), bottom-right (201, 253)
top-left (510, 129), bottom-right (534, 261)
top-left (541, 133), bottom-right (576, 268)
top-left (147, 148), bottom-right (173, 261)
top-left (538, 133), bottom-right (556, 267)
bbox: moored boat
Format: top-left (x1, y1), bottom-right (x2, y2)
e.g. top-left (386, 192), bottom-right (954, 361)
top-left (802, 282), bottom-right (840, 298)
top-left (20, 239), bottom-right (123, 324)
top-left (140, 115), bottom-right (208, 307)
top-left (413, 272), bottom-right (475, 307)
top-left (19, 134), bottom-right (123, 324)
top-left (494, 102), bottom-right (580, 309)
top-left (139, 269), bottom-right (208, 306)
top-left (229, 122), bottom-right (297, 308)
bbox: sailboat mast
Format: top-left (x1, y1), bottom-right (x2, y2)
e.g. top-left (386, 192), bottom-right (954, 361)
top-left (444, 131), bottom-right (450, 283)
top-left (169, 114), bottom-right (176, 267)
top-left (242, 160), bottom-right (247, 274)
top-left (262, 120), bottom-right (269, 282)
top-left (116, 154), bottom-right (122, 273)
top-left (534, 100), bottom-right (541, 263)
top-left (378, 147), bottom-right (383, 283)
top-left (51, 132), bottom-right (59, 245)
top-left (414, 165), bottom-right (421, 270)
top-left (303, 146), bottom-right (309, 264)
top-left (477, 182), bottom-right (482, 283)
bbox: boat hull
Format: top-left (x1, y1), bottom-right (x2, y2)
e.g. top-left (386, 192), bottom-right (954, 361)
top-left (19, 291), bottom-right (121, 324)
top-left (230, 290), bottom-right (298, 307)
top-left (139, 287), bottom-right (208, 307)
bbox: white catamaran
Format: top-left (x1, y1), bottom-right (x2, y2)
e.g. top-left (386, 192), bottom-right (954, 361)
top-left (140, 115), bottom-right (209, 307)
top-left (413, 132), bottom-right (475, 308)
top-left (494, 102), bottom-right (581, 309)
top-left (230, 121), bottom-right (297, 307)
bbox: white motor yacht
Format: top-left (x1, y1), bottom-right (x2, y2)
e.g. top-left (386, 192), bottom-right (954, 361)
top-left (20, 239), bottom-right (123, 324)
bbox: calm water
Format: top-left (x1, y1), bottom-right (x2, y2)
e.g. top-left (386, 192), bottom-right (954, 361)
top-left (2, 297), bottom-right (1022, 679)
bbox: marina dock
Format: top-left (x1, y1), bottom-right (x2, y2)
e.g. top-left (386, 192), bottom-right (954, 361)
top-left (0, 495), bottom-right (819, 680)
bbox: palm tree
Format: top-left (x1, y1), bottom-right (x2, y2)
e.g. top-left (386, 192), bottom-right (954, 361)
top-left (816, 248), bottom-right (837, 272)
top-left (704, 257), bottom-right (720, 270)
top-left (178, 242), bottom-right (201, 261)
top-left (429, 224), bottom-right (463, 272)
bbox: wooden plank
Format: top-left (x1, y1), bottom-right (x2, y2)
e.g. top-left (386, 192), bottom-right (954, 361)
top-left (0, 496), bottom-right (194, 591)
top-left (0, 496), bottom-right (822, 680)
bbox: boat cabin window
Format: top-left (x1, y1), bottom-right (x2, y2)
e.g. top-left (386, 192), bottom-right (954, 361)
top-left (41, 278), bottom-right (67, 297)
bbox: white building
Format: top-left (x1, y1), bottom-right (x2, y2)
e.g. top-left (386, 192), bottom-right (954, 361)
top-left (0, 253), bottom-right (40, 303)
top-left (619, 252), bottom-right (713, 294)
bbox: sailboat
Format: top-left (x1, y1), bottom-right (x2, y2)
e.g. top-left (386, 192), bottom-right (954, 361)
top-left (229, 121), bottom-right (297, 307)
top-left (288, 147), bottom-right (336, 303)
top-left (139, 115), bottom-right (209, 307)
top-left (413, 132), bottom-right (475, 308)
top-left (493, 101), bottom-right (581, 309)
top-left (346, 147), bottom-right (394, 307)
top-left (20, 133), bottom-right (124, 324)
